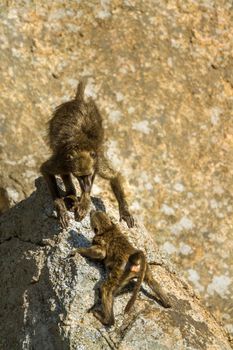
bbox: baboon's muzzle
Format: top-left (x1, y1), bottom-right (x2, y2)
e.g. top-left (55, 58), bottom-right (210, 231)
top-left (77, 174), bottom-right (93, 193)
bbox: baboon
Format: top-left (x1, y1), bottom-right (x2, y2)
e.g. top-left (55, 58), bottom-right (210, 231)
top-left (40, 80), bottom-right (134, 228)
top-left (75, 210), bottom-right (171, 326)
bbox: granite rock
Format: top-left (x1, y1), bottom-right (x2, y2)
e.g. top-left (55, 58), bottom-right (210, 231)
top-left (0, 0), bottom-right (232, 341)
top-left (0, 177), bottom-right (231, 349)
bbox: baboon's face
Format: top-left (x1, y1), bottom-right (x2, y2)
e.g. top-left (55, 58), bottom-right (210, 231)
top-left (70, 150), bottom-right (97, 192)
top-left (90, 210), bottom-right (112, 234)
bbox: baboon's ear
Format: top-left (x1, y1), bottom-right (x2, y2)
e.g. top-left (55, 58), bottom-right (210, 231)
top-left (90, 151), bottom-right (96, 159)
top-left (94, 226), bottom-right (99, 234)
top-left (67, 150), bottom-right (77, 160)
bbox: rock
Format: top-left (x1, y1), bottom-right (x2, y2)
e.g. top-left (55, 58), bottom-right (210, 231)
top-left (0, 2), bottom-right (233, 337)
top-left (0, 173), bottom-right (26, 214)
top-left (0, 178), bottom-right (231, 350)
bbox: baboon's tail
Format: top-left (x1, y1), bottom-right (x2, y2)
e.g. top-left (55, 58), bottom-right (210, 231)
top-left (124, 250), bottom-right (146, 313)
top-left (75, 79), bottom-right (87, 101)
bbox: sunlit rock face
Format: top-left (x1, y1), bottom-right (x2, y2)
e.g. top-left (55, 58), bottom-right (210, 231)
top-left (0, 0), bottom-right (232, 341)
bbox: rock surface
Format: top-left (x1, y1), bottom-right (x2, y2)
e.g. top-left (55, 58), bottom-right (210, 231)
top-left (0, 177), bottom-right (231, 350)
top-left (0, 0), bottom-right (233, 340)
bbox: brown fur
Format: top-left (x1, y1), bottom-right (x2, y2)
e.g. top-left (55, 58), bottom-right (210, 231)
top-left (40, 80), bottom-right (134, 228)
top-left (75, 211), bottom-right (171, 326)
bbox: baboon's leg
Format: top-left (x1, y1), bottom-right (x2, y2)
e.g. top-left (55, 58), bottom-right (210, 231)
top-left (144, 266), bottom-right (171, 308)
top-left (97, 155), bottom-right (134, 228)
top-left (40, 158), bottom-right (69, 228)
top-left (61, 174), bottom-right (76, 196)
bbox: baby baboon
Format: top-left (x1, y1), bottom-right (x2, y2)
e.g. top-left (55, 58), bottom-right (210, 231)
top-left (40, 80), bottom-right (134, 228)
top-left (75, 210), bottom-right (171, 326)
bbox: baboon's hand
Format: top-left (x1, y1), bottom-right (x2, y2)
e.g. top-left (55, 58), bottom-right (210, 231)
top-left (65, 195), bottom-right (84, 220)
top-left (76, 247), bottom-right (87, 255)
top-left (54, 198), bottom-right (69, 228)
top-left (74, 205), bottom-right (88, 222)
top-left (120, 207), bottom-right (134, 228)
top-left (64, 195), bottom-right (79, 211)
top-left (68, 248), bottom-right (85, 258)
top-left (74, 195), bottom-right (90, 222)
top-left (68, 249), bottom-right (77, 257)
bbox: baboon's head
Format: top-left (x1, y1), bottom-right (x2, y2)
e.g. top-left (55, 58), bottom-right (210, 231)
top-left (67, 150), bottom-right (97, 192)
top-left (90, 210), bottom-right (113, 235)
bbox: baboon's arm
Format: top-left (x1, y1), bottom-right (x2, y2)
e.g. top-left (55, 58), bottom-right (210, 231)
top-left (97, 155), bottom-right (134, 228)
top-left (40, 157), bottom-right (69, 228)
top-left (40, 157), bottom-right (63, 199)
top-left (61, 174), bottom-right (77, 197)
top-left (73, 192), bottom-right (91, 222)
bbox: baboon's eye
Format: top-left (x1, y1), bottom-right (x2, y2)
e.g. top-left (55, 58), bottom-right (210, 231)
top-left (90, 151), bottom-right (96, 159)
top-left (94, 227), bottom-right (98, 234)
top-left (67, 154), bottom-right (74, 160)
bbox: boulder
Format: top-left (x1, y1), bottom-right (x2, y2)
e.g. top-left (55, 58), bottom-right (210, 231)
top-left (0, 178), bottom-right (231, 350)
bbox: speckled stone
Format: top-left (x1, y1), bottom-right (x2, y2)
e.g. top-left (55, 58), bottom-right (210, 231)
top-left (0, 0), bottom-right (232, 343)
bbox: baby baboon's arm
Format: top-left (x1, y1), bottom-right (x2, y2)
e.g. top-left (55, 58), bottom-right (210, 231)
top-left (97, 155), bottom-right (134, 228)
top-left (124, 251), bottom-right (146, 313)
top-left (77, 245), bottom-right (106, 260)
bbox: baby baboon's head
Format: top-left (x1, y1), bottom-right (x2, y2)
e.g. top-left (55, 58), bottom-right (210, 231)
top-left (90, 210), bottom-right (113, 235)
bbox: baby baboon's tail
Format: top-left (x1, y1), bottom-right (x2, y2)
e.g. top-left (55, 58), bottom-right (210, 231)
top-left (75, 79), bottom-right (87, 101)
top-left (124, 250), bottom-right (146, 313)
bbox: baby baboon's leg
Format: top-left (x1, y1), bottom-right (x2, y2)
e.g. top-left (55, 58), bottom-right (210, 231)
top-left (95, 281), bottom-right (115, 326)
top-left (77, 246), bottom-right (116, 325)
top-left (97, 156), bottom-right (134, 228)
top-left (144, 266), bottom-right (171, 308)
top-left (93, 267), bottom-right (122, 326)
top-left (113, 266), bottom-right (136, 296)
top-left (40, 158), bottom-right (69, 228)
